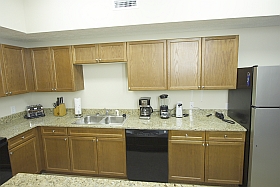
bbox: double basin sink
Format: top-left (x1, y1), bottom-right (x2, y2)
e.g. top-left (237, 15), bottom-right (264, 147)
top-left (74, 115), bottom-right (127, 126)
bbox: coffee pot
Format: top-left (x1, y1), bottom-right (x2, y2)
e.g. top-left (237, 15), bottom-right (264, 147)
top-left (139, 97), bottom-right (153, 119)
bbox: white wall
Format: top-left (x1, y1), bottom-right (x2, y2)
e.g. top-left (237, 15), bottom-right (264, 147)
top-left (1, 26), bottom-right (279, 118)
top-left (0, 0), bottom-right (26, 31)
top-left (0, 0), bottom-right (279, 33)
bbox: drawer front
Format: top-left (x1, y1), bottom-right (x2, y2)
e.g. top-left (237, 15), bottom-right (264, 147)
top-left (206, 131), bottom-right (245, 142)
top-left (169, 130), bottom-right (205, 141)
top-left (41, 127), bottom-right (67, 136)
top-left (8, 128), bottom-right (36, 149)
top-left (68, 128), bottom-right (124, 138)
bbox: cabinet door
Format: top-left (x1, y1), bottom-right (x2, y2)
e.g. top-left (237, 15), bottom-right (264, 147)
top-left (97, 137), bottom-right (126, 177)
top-left (98, 42), bottom-right (127, 63)
top-left (0, 65), bottom-right (5, 97)
top-left (1, 45), bottom-right (28, 95)
top-left (69, 137), bottom-right (98, 174)
top-left (9, 137), bottom-right (40, 176)
top-left (51, 46), bottom-right (75, 91)
top-left (205, 141), bottom-right (245, 185)
top-left (72, 44), bottom-right (98, 64)
top-left (168, 38), bottom-right (201, 90)
top-left (127, 40), bottom-right (167, 90)
top-left (31, 47), bottom-right (54, 91)
top-left (42, 136), bottom-right (71, 172)
top-left (168, 140), bottom-right (205, 183)
top-left (201, 35), bottom-right (238, 89)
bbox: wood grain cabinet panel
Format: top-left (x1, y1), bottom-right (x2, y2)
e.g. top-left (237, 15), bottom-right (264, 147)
top-left (167, 38), bottom-right (202, 90)
top-left (0, 44), bottom-right (28, 96)
top-left (168, 130), bottom-right (245, 185)
top-left (31, 46), bottom-right (84, 92)
top-left (69, 137), bottom-right (98, 174)
top-left (42, 135), bottom-right (71, 172)
top-left (202, 35), bottom-right (239, 89)
top-left (8, 128), bottom-right (42, 176)
top-left (127, 40), bottom-right (167, 90)
top-left (97, 137), bottom-right (126, 177)
top-left (205, 141), bottom-right (245, 185)
top-left (73, 42), bottom-right (126, 64)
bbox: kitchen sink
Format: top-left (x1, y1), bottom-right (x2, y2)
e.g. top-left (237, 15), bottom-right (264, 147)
top-left (99, 116), bottom-right (126, 125)
top-left (73, 115), bottom-right (127, 125)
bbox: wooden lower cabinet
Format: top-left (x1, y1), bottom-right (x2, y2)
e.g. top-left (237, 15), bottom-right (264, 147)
top-left (69, 137), bottom-right (98, 174)
top-left (168, 130), bottom-right (245, 185)
top-left (42, 135), bottom-right (71, 172)
top-left (68, 128), bottom-right (126, 177)
top-left (41, 127), bottom-right (126, 178)
top-left (97, 137), bottom-right (126, 177)
top-left (8, 128), bottom-right (41, 176)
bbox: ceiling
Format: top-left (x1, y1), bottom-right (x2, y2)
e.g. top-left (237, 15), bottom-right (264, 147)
top-left (0, 15), bottom-right (279, 43)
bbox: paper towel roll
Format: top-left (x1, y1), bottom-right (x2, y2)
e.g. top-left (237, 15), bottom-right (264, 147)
top-left (74, 98), bottom-right (82, 117)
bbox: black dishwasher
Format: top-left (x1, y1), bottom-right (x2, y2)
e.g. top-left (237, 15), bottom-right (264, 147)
top-left (0, 137), bottom-right (12, 185)
top-left (126, 129), bottom-right (168, 183)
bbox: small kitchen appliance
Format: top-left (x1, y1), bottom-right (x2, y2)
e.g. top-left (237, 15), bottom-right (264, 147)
top-left (176, 102), bottom-right (183, 118)
top-left (25, 104), bottom-right (45, 119)
top-left (159, 94), bottom-right (169, 119)
top-left (139, 97), bottom-right (153, 119)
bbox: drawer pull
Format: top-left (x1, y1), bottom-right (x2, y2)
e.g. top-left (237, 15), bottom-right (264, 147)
top-left (224, 135), bottom-right (227, 138)
top-left (52, 130), bottom-right (55, 133)
top-left (21, 136), bottom-right (25, 139)
top-left (185, 134), bottom-right (188, 137)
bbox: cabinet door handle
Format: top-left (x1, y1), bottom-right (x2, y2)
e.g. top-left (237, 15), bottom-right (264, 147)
top-left (206, 143), bottom-right (209, 146)
top-left (64, 138), bottom-right (67, 141)
top-left (202, 86), bottom-right (205, 89)
top-left (97, 139), bottom-right (98, 142)
top-left (10, 152), bottom-right (13, 155)
top-left (202, 143), bottom-right (205, 146)
top-left (198, 86), bottom-right (201, 89)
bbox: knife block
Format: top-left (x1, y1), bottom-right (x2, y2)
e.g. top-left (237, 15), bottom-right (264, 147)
top-left (54, 103), bottom-right (66, 117)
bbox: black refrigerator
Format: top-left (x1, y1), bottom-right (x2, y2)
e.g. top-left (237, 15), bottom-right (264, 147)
top-left (228, 65), bottom-right (280, 187)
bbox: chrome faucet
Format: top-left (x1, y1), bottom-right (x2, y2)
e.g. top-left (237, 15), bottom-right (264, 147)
top-left (105, 110), bottom-right (110, 116)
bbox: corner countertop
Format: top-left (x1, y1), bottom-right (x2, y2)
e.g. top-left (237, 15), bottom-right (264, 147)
top-left (1, 173), bottom-right (215, 187)
top-left (0, 109), bottom-right (246, 140)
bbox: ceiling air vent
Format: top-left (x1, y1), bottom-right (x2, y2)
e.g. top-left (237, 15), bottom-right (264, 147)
top-left (114, 0), bottom-right (137, 8)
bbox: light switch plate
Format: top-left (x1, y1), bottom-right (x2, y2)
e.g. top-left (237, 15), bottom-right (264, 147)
top-left (190, 102), bottom-right (194, 109)
top-left (11, 106), bottom-right (16, 114)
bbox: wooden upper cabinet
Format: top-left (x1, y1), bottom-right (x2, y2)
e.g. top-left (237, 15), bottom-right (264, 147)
top-left (72, 44), bottom-right (98, 64)
top-left (73, 42), bottom-right (127, 64)
top-left (31, 46), bottom-right (84, 92)
top-left (167, 38), bottom-right (201, 90)
top-left (31, 47), bottom-right (54, 91)
top-left (127, 40), bottom-right (167, 90)
top-left (0, 44), bottom-right (28, 96)
top-left (202, 35), bottom-right (239, 89)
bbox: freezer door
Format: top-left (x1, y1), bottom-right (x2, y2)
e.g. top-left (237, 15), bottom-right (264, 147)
top-left (252, 66), bottom-right (280, 107)
top-left (248, 108), bottom-right (280, 187)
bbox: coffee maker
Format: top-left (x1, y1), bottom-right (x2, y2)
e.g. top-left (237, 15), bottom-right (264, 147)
top-left (159, 94), bottom-right (169, 119)
top-left (139, 97), bottom-right (153, 119)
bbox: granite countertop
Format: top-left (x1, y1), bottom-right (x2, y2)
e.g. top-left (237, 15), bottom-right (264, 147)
top-left (1, 173), bottom-right (216, 187)
top-left (0, 109), bottom-right (246, 139)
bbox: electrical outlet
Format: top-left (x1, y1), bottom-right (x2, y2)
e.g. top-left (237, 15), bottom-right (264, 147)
top-left (11, 106), bottom-right (16, 114)
top-left (190, 102), bottom-right (194, 109)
